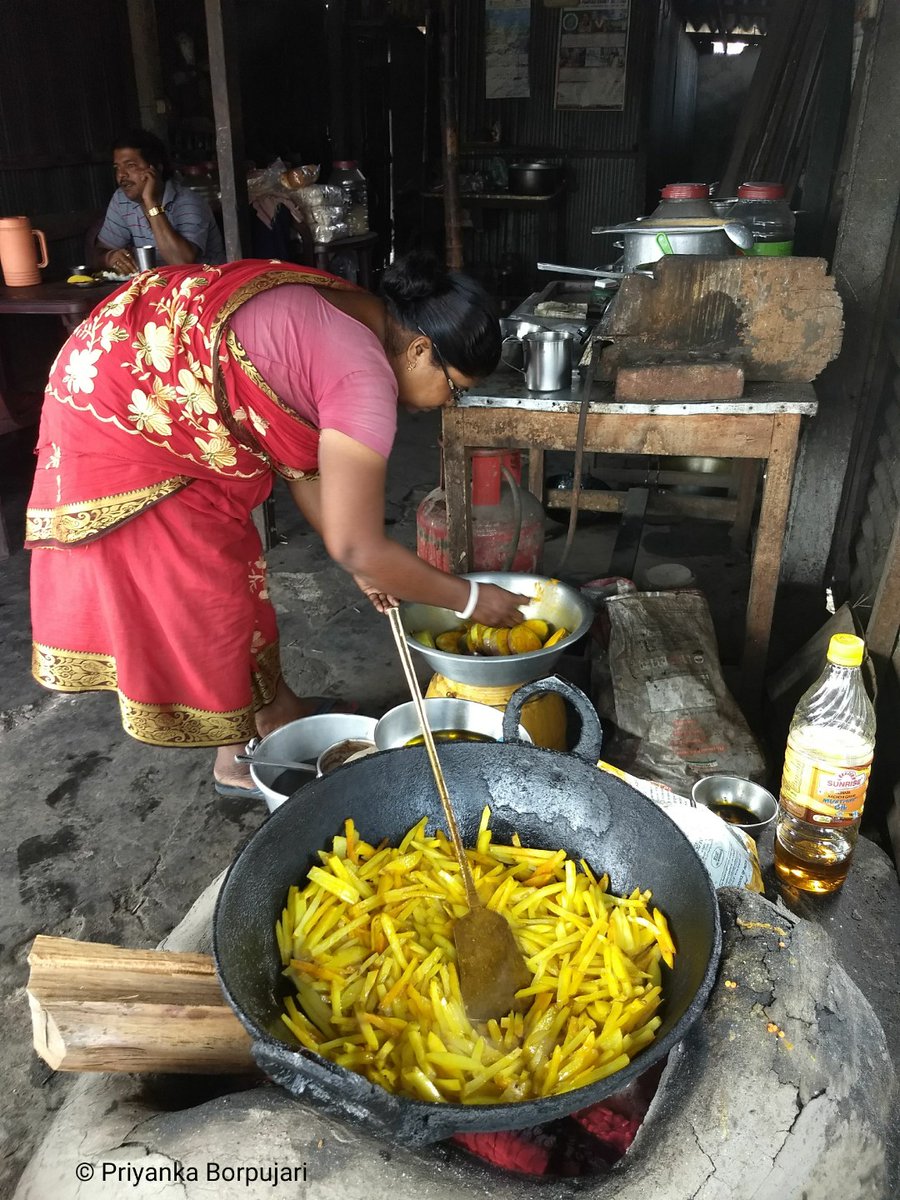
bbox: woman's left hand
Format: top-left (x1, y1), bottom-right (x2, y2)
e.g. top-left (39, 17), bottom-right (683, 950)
top-left (354, 575), bottom-right (399, 613)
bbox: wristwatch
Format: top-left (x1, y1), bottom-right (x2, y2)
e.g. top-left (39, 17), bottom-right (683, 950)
top-left (146, 206), bottom-right (164, 218)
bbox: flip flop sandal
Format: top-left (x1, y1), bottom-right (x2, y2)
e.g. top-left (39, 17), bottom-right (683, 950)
top-left (213, 779), bottom-right (265, 801)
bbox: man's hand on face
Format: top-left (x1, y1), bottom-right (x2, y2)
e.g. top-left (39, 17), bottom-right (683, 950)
top-left (139, 166), bottom-right (164, 212)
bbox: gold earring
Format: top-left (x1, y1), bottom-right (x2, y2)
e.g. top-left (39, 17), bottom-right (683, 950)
top-left (406, 361), bottom-right (415, 372)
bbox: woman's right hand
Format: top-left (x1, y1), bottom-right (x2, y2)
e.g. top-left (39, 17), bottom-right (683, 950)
top-left (469, 582), bottom-right (531, 628)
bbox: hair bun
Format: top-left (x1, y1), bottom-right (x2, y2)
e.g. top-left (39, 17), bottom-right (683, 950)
top-left (380, 251), bottom-right (450, 304)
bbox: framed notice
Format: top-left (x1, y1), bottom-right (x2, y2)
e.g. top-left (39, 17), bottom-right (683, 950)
top-left (485, 0), bottom-right (532, 100)
top-left (554, 0), bottom-right (629, 110)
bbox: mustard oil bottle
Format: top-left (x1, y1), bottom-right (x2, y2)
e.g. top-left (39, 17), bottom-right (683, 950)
top-left (774, 634), bottom-right (876, 894)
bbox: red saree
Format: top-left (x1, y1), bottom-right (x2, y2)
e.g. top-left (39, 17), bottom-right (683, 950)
top-left (26, 260), bottom-right (356, 747)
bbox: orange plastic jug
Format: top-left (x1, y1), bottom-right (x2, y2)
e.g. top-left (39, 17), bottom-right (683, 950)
top-left (0, 216), bottom-right (49, 286)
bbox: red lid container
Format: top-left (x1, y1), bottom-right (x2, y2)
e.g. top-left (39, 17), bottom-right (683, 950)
top-left (660, 183), bottom-right (709, 200)
top-left (737, 182), bottom-right (786, 200)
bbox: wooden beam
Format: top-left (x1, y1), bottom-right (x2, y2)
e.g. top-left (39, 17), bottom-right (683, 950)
top-left (720, 0), bottom-right (809, 195)
top-left (326, 0), bottom-right (349, 158)
top-left (781, 0), bottom-right (900, 591)
top-left (126, 0), bottom-right (167, 139)
top-left (205, 0), bottom-right (250, 261)
top-left (867, 518), bottom-right (900, 663)
top-left (545, 487), bottom-right (739, 521)
top-left (438, 0), bottom-right (463, 270)
top-left (795, 0), bottom-right (854, 255)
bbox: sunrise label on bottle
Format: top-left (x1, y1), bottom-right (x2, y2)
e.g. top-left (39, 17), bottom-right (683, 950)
top-left (780, 738), bottom-right (873, 824)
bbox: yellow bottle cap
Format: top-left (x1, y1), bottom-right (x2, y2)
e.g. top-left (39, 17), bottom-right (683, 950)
top-left (827, 633), bottom-right (864, 667)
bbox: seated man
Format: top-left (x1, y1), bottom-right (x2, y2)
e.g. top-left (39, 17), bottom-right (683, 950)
top-left (94, 129), bottom-right (225, 274)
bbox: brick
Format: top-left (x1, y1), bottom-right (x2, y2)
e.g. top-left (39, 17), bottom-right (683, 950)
top-left (614, 363), bottom-right (745, 402)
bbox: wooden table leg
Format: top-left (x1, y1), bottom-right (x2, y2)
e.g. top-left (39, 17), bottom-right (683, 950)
top-left (441, 408), bottom-right (471, 573)
top-left (740, 413), bottom-right (802, 707)
top-left (730, 459), bottom-right (760, 552)
top-left (527, 448), bottom-right (545, 503)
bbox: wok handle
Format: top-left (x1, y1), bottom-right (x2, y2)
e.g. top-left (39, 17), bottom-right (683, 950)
top-left (502, 676), bottom-right (604, 763)
top-left (252, 1040), bottom-right (464, 1146)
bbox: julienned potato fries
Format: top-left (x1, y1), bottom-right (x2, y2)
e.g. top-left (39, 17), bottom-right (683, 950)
top-left (276, 810), bottom-right (676, 1105)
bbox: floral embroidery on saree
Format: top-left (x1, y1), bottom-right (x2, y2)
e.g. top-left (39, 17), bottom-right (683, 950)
top-left (27, 261), bottom-right (341, 547)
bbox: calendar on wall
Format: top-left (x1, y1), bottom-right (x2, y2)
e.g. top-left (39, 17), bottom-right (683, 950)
top-left (485, 0), bottom-right (532, 100)
top-left (554, 0), bottom-right (629, 110)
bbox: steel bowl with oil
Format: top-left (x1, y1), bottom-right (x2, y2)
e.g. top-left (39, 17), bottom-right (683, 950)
top-left (691, 774), bottom-right (777, 838)
top-left (373, 697), bottom-right (532, 750)
top-left (399, 571), bottom-right (593, 687)
top-left (316, 737), bottom-right (378, 776)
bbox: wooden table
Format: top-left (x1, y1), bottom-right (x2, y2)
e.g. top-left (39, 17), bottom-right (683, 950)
top-left (441, 374), bottom-right (818, 705)
top-left (423, 186), bottom-right (567, 279)
top-left (0, 279), bottom-right (118, 431)
top-left (0, 278), bottom-right (117, 334)
top-left (312, 232), bottom-right (378, 289)
top-left (0, 279), bottom-right (118, 557)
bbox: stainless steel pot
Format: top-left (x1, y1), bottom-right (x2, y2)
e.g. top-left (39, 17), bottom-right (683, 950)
top-left (373, 697), bottom-right (532, 750)
top-left (593, 219), bottom-right (753, 273)
top-left (508, 161), bottom-right (561, 196)
top-left (248, 714), bottom-right (378, 812)
top-left (400, 572), bottom-right (593, 687)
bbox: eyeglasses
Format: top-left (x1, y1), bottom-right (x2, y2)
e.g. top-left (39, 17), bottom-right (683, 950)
top-left (417, 326), bottom-right (468, 403)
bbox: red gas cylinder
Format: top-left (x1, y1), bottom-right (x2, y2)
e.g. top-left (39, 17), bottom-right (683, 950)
top-left (416, 449), bottom-right (545, 572)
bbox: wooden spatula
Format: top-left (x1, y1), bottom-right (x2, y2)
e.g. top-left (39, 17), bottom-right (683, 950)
top-left (387, 607), bottom-right (531, 1022)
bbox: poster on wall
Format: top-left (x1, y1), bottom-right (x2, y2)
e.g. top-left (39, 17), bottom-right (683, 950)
top-left (554, 0), bottom-right (629, 110)
top-left (485, 0), bottom-right (531, 100)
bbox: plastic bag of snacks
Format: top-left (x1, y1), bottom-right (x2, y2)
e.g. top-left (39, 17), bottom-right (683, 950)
top-left (280, 164), bottom-right (320, 190)
top-left (307, 219), bottom-right (350, 243)
top-left (295, 184), bottom-right (343, 210)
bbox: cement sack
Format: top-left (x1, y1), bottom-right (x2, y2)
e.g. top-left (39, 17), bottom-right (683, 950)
top-left (602, 590), bottom-right (766, 791)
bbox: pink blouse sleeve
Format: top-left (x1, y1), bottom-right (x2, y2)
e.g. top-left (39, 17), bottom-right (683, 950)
top-left (230, 284), bottom-right (398, 460)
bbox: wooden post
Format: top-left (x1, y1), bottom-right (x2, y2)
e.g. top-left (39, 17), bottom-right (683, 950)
top-left (441, 407), bottom-right (471, 571)
top-left (326, 0), bottom-right (348, 159)
top-left (783, 0), bottom-right (900, 593)
top-left (126, 0), bottom-right (167, 139)
top-left (867, 519), bottom-right (900, 663)
top-left (438, 0), bottom-right (463, 270)
top-left (205, 0), bottom-right (251, 261)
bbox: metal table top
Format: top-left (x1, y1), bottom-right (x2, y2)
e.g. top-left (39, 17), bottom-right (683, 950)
top-left (460, 373), bottom-right (819, 417)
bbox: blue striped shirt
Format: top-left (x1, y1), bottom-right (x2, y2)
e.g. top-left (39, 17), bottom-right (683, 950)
top-left (97, 179), bottom-right (225, 264)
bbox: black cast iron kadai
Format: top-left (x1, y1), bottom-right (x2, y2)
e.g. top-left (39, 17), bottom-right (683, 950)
top-left (214, 677), bottom-right (721, 1146)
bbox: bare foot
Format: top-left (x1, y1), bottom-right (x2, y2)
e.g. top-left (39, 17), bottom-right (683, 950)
top-left (213, 743), bottom-right (256, 790)
top-left (255, 677), bottom-right (314, 738)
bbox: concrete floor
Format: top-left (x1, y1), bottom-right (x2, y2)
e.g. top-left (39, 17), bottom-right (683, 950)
top-left (0, 410), bottom-right (755, 1195)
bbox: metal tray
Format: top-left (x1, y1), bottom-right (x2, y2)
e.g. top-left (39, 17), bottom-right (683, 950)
top-left (509, 278), bottom-right (614, 331)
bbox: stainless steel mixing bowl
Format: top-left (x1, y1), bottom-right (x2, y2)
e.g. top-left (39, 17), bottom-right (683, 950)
top-left (399, 571), bottom-right (593, 687)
